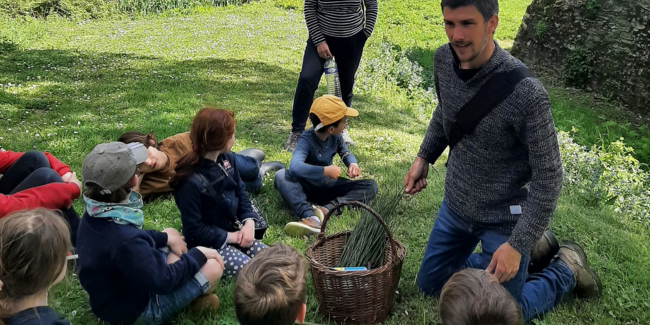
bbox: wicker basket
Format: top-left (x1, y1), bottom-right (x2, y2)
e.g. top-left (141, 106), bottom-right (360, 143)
top-left (306, 201), bottom-right (406, 325)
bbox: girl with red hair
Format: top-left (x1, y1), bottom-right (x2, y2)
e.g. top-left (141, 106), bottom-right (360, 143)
top-left (171, 108), bottom-right (268, 278)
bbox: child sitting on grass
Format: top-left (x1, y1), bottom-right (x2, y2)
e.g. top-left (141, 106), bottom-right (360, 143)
top-left (274, 95), bottom-right (378, 237)
top-left (171, 108), bottom-right (268, 278)
top-left (439, 268), bottom-right (524, 325)
top-left (234, 243), bottom-right (307, 325)
top-left (0, 208), bottom-right (72, 325)
top-left (118, 131), bottom-right (283, 196)
top-left (76, 142), bottom-right (224, 325)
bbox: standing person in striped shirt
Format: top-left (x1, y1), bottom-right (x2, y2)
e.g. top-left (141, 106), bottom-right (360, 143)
top-left (283, 0), bottom-right (378, 152)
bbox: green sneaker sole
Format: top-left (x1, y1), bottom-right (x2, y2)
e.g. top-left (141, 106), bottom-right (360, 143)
top-left (284, 222), bottom-right (319, 237)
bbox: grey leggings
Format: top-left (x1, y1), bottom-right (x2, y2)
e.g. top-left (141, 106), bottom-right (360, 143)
top-left (217, 240), bottom-right (268, 277)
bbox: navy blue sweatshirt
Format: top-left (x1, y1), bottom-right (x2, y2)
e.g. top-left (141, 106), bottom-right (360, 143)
top-left (172, 153), bottom-right (257, 250)
top-left (289, 128), bottom-right (357, 187)
top-left (76, 213), bottom-right (207, 325)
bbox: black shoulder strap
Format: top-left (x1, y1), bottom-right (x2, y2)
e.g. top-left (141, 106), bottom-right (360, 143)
top-left (192, 173), bottom-right (240, 226)
top-left (446, 67), bottom-right (533, 149)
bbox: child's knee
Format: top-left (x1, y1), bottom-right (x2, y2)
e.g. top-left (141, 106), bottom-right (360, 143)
top-left (201, 258), bottom-right (224, 284)
top-left (273, 169), bottom-right (286, 188)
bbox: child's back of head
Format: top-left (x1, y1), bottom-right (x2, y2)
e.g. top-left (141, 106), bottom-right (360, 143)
top-left (234, 243), bottom-right (307, 325)
top-left (439, 268), bottom-right (523, 325)
top-left (0, 208), bottom-right (71, 319)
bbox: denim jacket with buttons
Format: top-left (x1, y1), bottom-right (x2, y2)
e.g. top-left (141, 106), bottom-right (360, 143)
top-left (289, 127), bottom-right (357, 188)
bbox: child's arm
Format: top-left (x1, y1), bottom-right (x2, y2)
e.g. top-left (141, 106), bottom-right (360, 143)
top-left (289, 137), bottom-right (327, 183)
top-left (337, 137), bottom-right (360, 178)
top-left (232, 156), bottom-right (257, 224)
top-left (114, 235), bottom-right (207, 295)
top-left (173, 180), bottom-right (229, 249)
top-left (0, 183), bottom-right (80, 218)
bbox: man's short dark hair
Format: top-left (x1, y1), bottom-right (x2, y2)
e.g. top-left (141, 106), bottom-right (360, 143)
top-left (440, 0), bottom-right (499, 22)
top-left (309, 113), bottom-right (342, 133)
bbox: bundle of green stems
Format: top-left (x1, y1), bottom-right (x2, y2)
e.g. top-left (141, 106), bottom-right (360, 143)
top-left (336, 189), bottom-right (403, 269)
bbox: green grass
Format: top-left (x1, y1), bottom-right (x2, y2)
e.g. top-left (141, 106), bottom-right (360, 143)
top-left (1, 0), bottom-right (649, 324)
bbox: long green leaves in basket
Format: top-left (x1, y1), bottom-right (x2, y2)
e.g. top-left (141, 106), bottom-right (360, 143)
top-left (336, 189), bottom-right (403, 269)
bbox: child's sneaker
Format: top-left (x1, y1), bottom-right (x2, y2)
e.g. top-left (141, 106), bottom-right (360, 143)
top-left (284, 217), bottom-right (321, 237)
top-left (312, 205), bottom-right (329, 223)
top-left (189, 294), bottom-right (220, 312)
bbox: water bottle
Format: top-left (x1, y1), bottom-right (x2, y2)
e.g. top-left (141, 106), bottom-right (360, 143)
top-left (324, 58), bottom-right (342, 98)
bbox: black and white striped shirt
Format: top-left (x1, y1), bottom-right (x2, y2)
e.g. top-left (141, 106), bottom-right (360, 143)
top-left (304, 0), bottom-right (378, 45)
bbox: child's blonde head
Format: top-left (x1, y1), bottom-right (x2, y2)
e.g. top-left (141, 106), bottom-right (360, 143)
top-left (439, 268), bottom-right (523, 325)
top-left (234, 243), bottom-right (307, 325)
top-left (0, 209), bottom-right (71, 315)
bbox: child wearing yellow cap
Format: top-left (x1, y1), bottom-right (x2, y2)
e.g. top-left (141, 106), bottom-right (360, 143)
top-left (274, 95), bottom-right (378, 237)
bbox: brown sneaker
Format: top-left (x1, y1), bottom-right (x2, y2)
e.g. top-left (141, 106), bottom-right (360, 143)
top-left (557, 241), bottom-right (602, 299)
top-left (529, 230), bottom-right (560, 274)
top-left (188, 294), bottom-right (219, 312)
top-left (312, 205), bottom-right (329, 223)
top-left (283, 131), bottom-right (302, 152)
top-left (284, 217), bottom-right (321, 237)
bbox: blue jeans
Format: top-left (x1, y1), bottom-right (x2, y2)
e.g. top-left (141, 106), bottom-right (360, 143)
top-left (417, 200), bottom-right (575, 321)
top-left (234, 155), bottom-right (262, 193)
top-left (138, 272), bottom-right (210, 325)
top-left (274, 169), bottom-right (378, 220)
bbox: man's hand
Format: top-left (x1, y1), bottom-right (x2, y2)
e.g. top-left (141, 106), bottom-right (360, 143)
top-left (162, 228), bottom-right (187, 256)
top-left (324, 165), bottom-right (341, 179)
top-left (347, 163), bottom-right (360, 178)
top-left (196, 246), bottom-right (224, 269)
top-left (403, 157), bottom-right (429, 195)
top-left (486, 243), bottom-right (522, 283)
top-left (317, 43), bottom-right (333, 59)
top-left (237, 220), bottom-right (255, 248)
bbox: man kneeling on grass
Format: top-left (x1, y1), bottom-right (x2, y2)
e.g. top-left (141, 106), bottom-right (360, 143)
top-left (274, 95), bottom-right (378, 237)
top-left (76, 142), bottom-right (223, 325)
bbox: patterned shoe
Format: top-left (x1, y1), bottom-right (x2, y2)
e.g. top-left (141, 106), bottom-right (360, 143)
top-left (341, 129), bottom-right (354, 146)
top-left (283, 131), bottom-right (302, 152)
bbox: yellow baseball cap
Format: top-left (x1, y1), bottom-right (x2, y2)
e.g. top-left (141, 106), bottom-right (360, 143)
top-left (309, 95), bottom-right (359, 131)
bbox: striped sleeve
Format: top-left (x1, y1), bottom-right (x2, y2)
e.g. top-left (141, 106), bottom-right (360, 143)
top-left (304, 0), bottom-right (326, 46)
top-left (363, 0), bottom-right (378, 37)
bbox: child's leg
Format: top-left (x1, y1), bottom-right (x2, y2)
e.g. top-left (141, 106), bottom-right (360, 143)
top-left (0, 151), bottom-right (51, 194)
top-left (273, 169), bottom-right (316, 220)
top-left (138, 253), bottom-right (223, 324)
top-left (238, 240), bottom-right (268, 258)
top-left (316, 178), bottom-right (379, 212)
top-left (217, 245), bottom-right (252, 278)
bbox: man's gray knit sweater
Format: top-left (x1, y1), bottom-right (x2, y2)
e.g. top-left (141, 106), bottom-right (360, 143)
top-left (417, 43), bottom-right (563, 255)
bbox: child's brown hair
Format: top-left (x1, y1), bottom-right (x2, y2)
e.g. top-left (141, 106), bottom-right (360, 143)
top-left (170, 108), bottom-right (235, 186)
top-left (118, 131), bottom-right (159, 149)
top-left (439, 268), bottom-right (523, 325)
top-left (234, 243), bottom-right (306, 325)
top-left (0, 209), bottom-right (71, 319)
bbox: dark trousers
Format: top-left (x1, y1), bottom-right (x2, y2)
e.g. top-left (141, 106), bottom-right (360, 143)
top-left (291, 31), bottom-right (368, 132)
top-left (274, 169), bottom-right (377, 220)
top-left (0, 151), bottom-right (80, 247)
top-left (233, 155), bottom-right (261, 193)
top-left (417, 200), bottom-right (575, 321)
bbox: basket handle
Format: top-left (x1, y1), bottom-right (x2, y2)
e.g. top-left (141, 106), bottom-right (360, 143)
top-left (317, 201), bottom-right (398, 265)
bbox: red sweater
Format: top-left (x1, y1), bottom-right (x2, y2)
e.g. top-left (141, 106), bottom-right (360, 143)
top-left (0, 151), bottom-right (81, 217)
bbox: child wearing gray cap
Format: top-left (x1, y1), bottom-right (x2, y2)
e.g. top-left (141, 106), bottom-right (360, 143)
top-left (75, 142), bottom-right (223, 325)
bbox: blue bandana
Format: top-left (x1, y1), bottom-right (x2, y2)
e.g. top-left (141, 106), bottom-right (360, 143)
top-left (83, 191), bottom-right (144, 229)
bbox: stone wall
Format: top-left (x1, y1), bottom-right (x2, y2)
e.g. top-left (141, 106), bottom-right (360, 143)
top-left (511, 0), bottom-right (650, 113)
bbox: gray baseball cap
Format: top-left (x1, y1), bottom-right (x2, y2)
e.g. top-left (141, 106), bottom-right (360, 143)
top-left (82, 142), bottom-right (148, 194)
